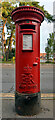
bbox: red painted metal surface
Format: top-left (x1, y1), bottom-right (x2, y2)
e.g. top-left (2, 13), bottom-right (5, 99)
top-left (11, 6), bottom-right (44, 94)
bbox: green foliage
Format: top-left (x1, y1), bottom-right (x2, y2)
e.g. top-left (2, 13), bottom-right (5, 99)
top-left (53, 40), bottom-right (55, 53)
top-left (19, 1), bottom-right (53, 22)
top-left (8, 50), bottom-right (12, 59)
top-left (2, 1), bottom-right (17, 56)
top-left (6, 48), bottom-right (15, 61)
top-left (45, 33), bottom-right (54, 61)
top-left (12, 48), bottom-right (15, 57)
top-left (2, 54), bottom-right (6, 61)
top-left (2, 2), bottom-right (15, 18)
top-left (45, 47), bottom-right (50, 60)
top-left (45, 61), bottom-right (51, 63)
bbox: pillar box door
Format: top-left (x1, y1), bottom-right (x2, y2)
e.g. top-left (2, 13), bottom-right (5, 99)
top-left (11, 6), bottom-right (44, 115)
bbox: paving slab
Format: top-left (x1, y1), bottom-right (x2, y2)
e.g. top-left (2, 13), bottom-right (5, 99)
top-left (0, 98), bottom-right (54, 119)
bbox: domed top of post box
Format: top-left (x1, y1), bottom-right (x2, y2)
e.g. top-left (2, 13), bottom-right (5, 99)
top-left (11, 6), bottom-right (44, 24)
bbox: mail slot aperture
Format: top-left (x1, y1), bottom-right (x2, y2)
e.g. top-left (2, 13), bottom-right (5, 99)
top-left (20, 24), bottom-right (35, 30)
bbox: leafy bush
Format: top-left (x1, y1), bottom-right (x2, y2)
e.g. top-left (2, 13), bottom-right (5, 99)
top-left (2, 54), bottom-right (6, 61)
top-left (45, 61), bottom-right (51, 63)
top-left (12, 48), bottom-right (15, 57)
top-left (8, 49), bottom-right (15, 60)
top-left (8, 50), bottom-right (12, 59)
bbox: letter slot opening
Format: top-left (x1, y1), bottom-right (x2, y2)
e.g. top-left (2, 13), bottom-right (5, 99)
top-left (20, 25), bottom-right (35, 30)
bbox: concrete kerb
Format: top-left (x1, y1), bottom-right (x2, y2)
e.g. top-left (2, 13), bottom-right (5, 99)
top-left (0, 93), bottom-right (55, 100)
top-left (1, 63), bottom-right (53, 69)
top-left (2, 63), bottom-right (53, 66)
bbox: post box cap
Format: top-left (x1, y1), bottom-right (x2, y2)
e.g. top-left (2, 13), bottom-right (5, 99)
top-left (11, 6), bottom-right (44, 23)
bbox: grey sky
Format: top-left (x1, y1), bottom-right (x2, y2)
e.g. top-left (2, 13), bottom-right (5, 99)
top-left (36, 0), bottom-right (55, 53)
top-left (38, 0), bottom-right (54, 15)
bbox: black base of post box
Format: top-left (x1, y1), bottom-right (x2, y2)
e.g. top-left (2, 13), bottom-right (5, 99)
top-left (15, 91), bottom-right (41, 116)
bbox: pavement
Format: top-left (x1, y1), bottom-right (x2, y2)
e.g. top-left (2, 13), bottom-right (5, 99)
top-left (0, 63), bottom-right (55, 119)
top-left (0, 97), bottom-right (54, 119)
top-left (0, 93), bottom-right (54, 119)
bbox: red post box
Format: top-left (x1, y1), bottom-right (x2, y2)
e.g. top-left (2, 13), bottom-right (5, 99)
top-left (11, 6), bottom-right (44, 115)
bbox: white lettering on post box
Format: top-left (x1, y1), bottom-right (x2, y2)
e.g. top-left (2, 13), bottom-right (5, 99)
top-left (23, 34), bottom-right (32, 50)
